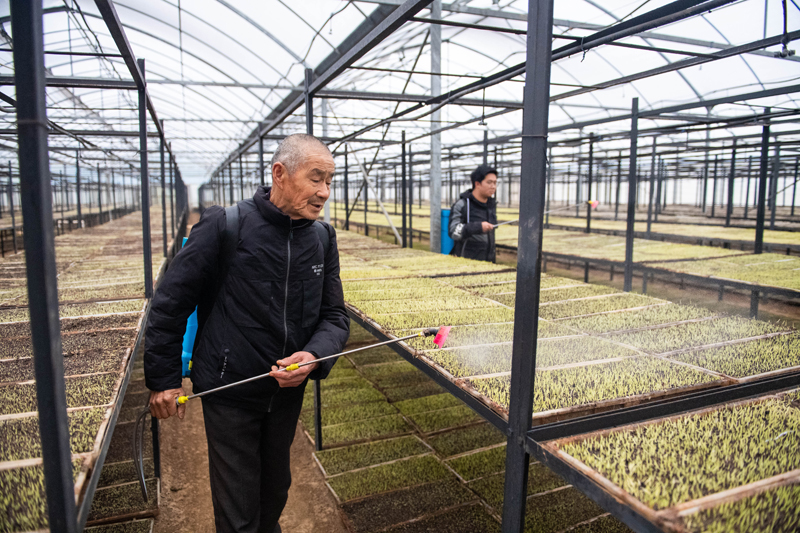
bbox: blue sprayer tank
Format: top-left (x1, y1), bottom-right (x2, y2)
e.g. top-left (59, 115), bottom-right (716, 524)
top-left (181, 237), bottom-right (199, 377)
top-left (441, 209), bottom-right (454, 255)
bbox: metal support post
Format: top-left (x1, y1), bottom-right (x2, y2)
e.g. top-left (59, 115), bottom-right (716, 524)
top-left (769, 141), bottom-right (780, 230)
top-left (545, 146), bottom-right (552, 227)
top-left (646, 138), bottom-right (656, 236)
top-left (750, 290), bottom-right (759, 318)
top-left (229, 164), bottom-right (234, 206)
top-left (76, 149), bottom-right (82, 227)
top-left (430, 0), bottom-right (442, 253)
top-left (11, 1), bottom-right (77, 530)
top-left (364, 170), bottom-right (369, 237)
top-left (744, 156), bottom-right (752, 219)
top-left (151, 416), bottom-right (161, 477)
top-left (792, 156), bottom-right (798, 217)
top-left (586, 133), bottom-right (594, 233)
top-left (711, 155), bottom-right (718, 218)
top-left (401, 131), bottom-right (407, 247)
top-left (322, 99), bottom-right (331, 223)
top-left (501, 0), bottom-right (554, 530)
top-left (97, 166), bottom-right (103, 222)
top-left (754, 109), bottom-right (770, 254)
top-left (169, 149), bottom-right (175, 237)
top-left (111, 169), bottom-right (117, 213)
top-left (160, 121), bottom-right (167, 257)
top-left (483, 129), bottom-right (488, 166)
top-left (138, 58), bottom-right (154, 299)
top-left (615, 152), bottom-right (621, 220)
top-left (725, 139), bottom-right (737, 226)
top-left (623, 98), bottom-right (639, 293)
top-left (258, 124), bottom-right (265, 187)
top-left (344, 148), bottom-right (350, 231)
top-left (409, 145), bottom-right (413, 248)
top-left (8, 161), bottom-right (16, 253)
top-left (238, 155), bottom-right (244, 202)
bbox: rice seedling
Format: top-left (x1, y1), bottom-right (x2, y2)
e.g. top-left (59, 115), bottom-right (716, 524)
top-left (424, 336), bottom-right (638, 379)
top-left (382, 381), bottom-right (444, 403)
top-left (0, 408), bottom-right (105, 461)
top-left (347, 345), bottom-right (402, 366)
top-left (469, 357), bottom-right (720, 412)
top-left (567, 515), bottom-right (633, 533)
top-left (444, 272), bottom-right (518, 287)
top-left (681, 483), bottom-right (800, 533)
top-left (379, 503), bottom-right (500, 533)
top-left (299, 401), bottom-right (397, 428)
top-left (340, 479), bottom-right (476, 533)
top-left (0, 300), bottom-right (144, 323)
top-left (98, 459), bottom-right (154, 488)
top-left (425, 422), bottom-right (506, 457)
top-left (0, 459), bottom-right (83, 532)
top-left (314, 436), bottom-right (429, 476)
top-left (354, 295), bottom-right (497, 317)
top-left (343, 278), bottom-right (441, 292)
top-left (560, 398), bottom-right (800, 509)
top-left (87, 478), bottom-right (158, 522)
top-left (301, 386), bottom-right (386, 411)
top-left (560, 303), bottom-right (712, 334)
top-left (340, 267), bottom-right (412, 280)
top-left (446, 445), bottom-right (507, 481)
top-left (376, 307), bottom-right (515, 332)
top-left (407, 404), bottom-right (482, 433)
top-left (536, 284), bottom-right (620, 305)
top-left (327, 455), bottom-right (451, 502)
top-left (468, 463), bottom-right (566, 509)
top-left (345, 287), bottom-right (456, 303)
top-left (305, 415), bottom-right (411, 447)
top-left (0, 373), bottom-right (119, 415)
top-left (523, 487), bottom-right (607, 533)
top-left (85, 519), bottom-right (154, 533)
top-left (608, 316), bottom-right (788, 354)
top-left (673, 333), bottom-right (800, 378)
top-left (540, 293), bottom-right (657, 320)
top-left (393, 393), bottom-right (463, 416)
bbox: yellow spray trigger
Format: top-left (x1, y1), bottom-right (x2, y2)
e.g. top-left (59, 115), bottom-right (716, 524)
top-left (177, 396), bottom-right (188, 405)
top-left (285, 363), bottom-right (300, 372)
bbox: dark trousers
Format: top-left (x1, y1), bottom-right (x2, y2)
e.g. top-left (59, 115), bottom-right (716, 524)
top-left (202, 397), bottom-right (302, 533)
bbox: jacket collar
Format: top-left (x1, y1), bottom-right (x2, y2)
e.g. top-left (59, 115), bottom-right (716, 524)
top-left (461, 189), bottom-right (495, 208)
top-left (253, 186), bottom-right (314, 230)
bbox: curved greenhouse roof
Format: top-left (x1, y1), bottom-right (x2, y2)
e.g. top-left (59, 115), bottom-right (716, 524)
top-left (0, 0), bottom-right (798, 186)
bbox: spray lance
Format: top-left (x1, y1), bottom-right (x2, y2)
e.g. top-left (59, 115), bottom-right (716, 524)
top-left (132, 326), bottom-right (452, 501)
top-left (493, 200), bottom-right (599, 228)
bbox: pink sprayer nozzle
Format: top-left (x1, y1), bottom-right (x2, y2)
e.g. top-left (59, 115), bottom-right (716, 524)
top-left (588, 200), bottom-right (599, 209)
top-left (433, 326), bottom-right (451, 348)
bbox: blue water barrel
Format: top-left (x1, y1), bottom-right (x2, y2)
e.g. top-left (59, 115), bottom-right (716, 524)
top-left (180, 237), bottom-right (199, 377)
top-left (441, 209), bottom-right (454, 255)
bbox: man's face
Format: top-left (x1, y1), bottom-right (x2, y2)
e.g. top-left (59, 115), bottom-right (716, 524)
top-left (273, 146), bottom-right (335, 220)
top-left (473, 173), bottom-right (497, 200)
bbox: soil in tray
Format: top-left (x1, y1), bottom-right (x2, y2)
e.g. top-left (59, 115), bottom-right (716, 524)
top-left (87, 479), bottom-right (158, 522)
top-left (425, 422), bottom-right (506, 458)
top-left (304, 414), bottom-right (412, 447)
top-left (446, 445), bottom-right (507, 481)
top-left (381, 381), bottom-right (445, 403)
top-left (327, 455), bottom-right (452, 502)
top-left (315, 436), bottom-right (429, 476)
top-left (523, 487), bottom-right (607, 533)
top-left (85, 519), bottom-right (154, 533)
top-left (0, 407), bottom-right (106, 461)
top-left (0, 313), bottom-right (140, 338)
top-left (469, 357), bottom-right (720, 413)
top-left (99, 458), bottom-right (155, 488)
top-left (341, 479), bottom-right (477, 533)
top-left (569, 515), bottom-right (634, 533)
top-left (0, 459), bottom-right (83, 532)
top-left (681, 482), bottom-right (800, 533)
top-left (559, 397), bottom-right (800, 510)
top-left (106, 421), bottom-right (152, 464)
top-left (467, 463), bottom-right (566, 509)
top-left (0, 300), bottom-right (144, 323)
top-left (382, 502), bottom-right (500, 533)
top-left (0, 373), bottom-right (119, 415)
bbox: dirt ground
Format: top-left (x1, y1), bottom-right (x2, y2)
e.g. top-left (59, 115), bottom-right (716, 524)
top-left (153, 211), bottom-right (347, 533)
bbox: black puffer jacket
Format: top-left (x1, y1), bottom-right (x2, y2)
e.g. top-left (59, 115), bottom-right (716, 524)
top-left (145, 187), bottom-right (350, 411)
top-left (448, 190), bottom-right (497, 262)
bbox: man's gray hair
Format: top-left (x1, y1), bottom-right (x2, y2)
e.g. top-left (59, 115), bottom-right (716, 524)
top-left (270, 134), bottom-right (331, 176)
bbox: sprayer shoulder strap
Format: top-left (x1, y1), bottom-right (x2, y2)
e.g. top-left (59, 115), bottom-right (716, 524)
top-left (312, 220), bottom-right (331, 257)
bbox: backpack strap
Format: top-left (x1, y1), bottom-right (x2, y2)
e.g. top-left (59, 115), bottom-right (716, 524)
top-left (312, 220), bottom-right (331, 257)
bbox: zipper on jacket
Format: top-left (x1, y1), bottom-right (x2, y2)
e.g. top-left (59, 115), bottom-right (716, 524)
top-left (282, 223), bottom-right (293, 359)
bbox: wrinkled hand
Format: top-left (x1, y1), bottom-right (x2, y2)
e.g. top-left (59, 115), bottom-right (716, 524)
top-left (481, 221), bottom-right (494, 233)
top-left (272, 351), bottom-right (319, 388)
top-left (149, 388), bottom-right (186, 420)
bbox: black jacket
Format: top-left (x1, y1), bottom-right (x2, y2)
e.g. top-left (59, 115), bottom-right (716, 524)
top-left (145, 187), bottom-right (350, 411)
top-left (448, 190), bottom-right (497, 262)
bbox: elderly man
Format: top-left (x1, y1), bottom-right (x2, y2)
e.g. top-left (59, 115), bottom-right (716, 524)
top-left (144, 134), bottom-right (350, 533)
top-left (448, 164), bottom-right (498, 262)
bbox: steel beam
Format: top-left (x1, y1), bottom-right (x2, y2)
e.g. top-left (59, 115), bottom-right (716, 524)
top-left (315, 89), bottom-right (522, 108)
top-left (138, 59), bottom-right (153, 299)
top-left (429, 0), bottom-right (442, 254)
top-left (11, 1), bottom-right (77, 531)
top-left (755, 111), bottom-right (770, 254)
top-left (0, 74), bottom-right (137, 89)
top-left (501, 0), bottom-right (554, 531)
top-left (160, 120), bottom-right (167, 257)
top-left (725, 139), bottom-right (737, 226)
top-left (623, 98), bottom-right (639, 292)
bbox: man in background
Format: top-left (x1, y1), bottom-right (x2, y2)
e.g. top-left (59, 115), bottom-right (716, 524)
top-left (448, 164), bottom-right (498, 262)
